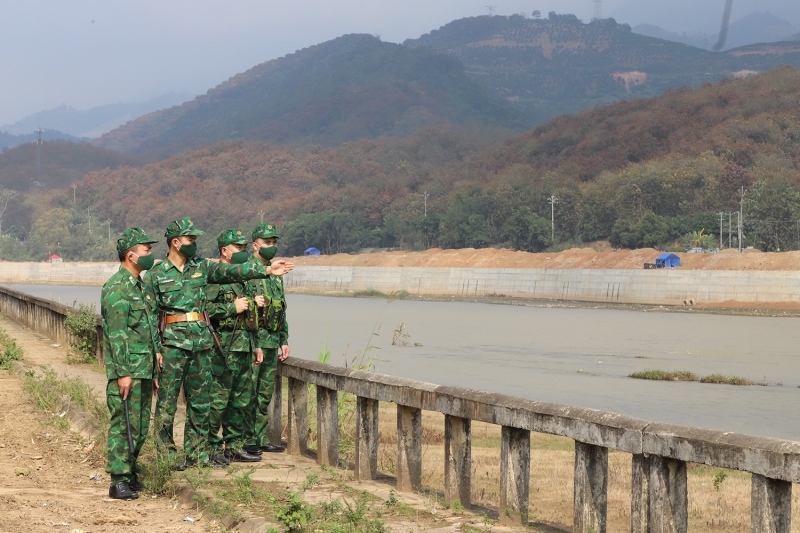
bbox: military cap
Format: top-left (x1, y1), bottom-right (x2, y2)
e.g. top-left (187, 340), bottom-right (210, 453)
top-left (116, 227), bottom-right (158, 253)
top-left (165, 217), bottom-right (204, 240)
top-left (218, 228), bottom-right (249, 248)
top-left (252, 222), bottom-right (279, 241)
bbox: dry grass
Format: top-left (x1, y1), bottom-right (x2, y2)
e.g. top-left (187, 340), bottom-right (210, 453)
top-left (287, 382), bottom-right (800, 532)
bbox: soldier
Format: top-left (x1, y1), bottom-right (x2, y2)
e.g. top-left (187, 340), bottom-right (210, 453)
top-left (144, 217), bottom-right (292, 469)
top-left (243, 222), bottom-right (290, 456)
top-left (101, 228), bottom-right (161, 500)
top-left (205, 229), bottom-right (263, 464)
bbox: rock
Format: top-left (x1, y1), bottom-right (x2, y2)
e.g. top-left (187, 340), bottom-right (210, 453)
top-left (14, 468), bottom-right (30, 476)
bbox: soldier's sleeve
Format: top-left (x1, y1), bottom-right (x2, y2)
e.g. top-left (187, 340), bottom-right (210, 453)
top-left (205, 284), bottom-right (237, 320)
top-left (206, 259), bottom-right (269, 284)
top-left (142, 270), bottom-right (162, 354)
top-left (103, 285), bottom-right (132, 377)
top-left (278, 284), bottom-right (289, 346)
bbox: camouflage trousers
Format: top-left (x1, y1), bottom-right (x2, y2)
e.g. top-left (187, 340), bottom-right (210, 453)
top-left (106, 378), bottom-right (153, 483)
top-left (245, 347), bottom-right (278, 447)
top-left (208, 350), bottom-right (253, 451)
top-left (154, 346), bottom-right (213, 464)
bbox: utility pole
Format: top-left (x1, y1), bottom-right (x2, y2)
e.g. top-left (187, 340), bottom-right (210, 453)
top-left (258, 210), bottom-right (265, 224)
top-left (87, 207), bottom-right (92, 235)
top-left (738, 186), bottom-right (746, 252)
top-left (106, 219), bottom-right (112, 242)
top-left (421, 191), bottom-right (429, 217)
top-left (548, 195), bottom-right (558, 243)
top-left (485, 6), bottom-right (496, 16)
top-left (35, 127), bottom-right (43, 182)
top-left (717, 212), bottom-right (724, 248)
top-left (71, 184), bottom-right (77, 203)
top-left (728, 212), bottom-right (732, 248)
top-left (592, 0), bottom-right (603, 21)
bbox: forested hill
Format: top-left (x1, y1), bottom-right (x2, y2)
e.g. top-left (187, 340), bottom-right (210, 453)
top-left (95, 34), bottom-right (523, 161)
top-left (6, 68), bottom-right (800, 261)
top-left (404, 14), bottom-right (800, 124)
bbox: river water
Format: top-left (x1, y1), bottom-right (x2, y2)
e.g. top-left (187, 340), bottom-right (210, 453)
top-left (6, 283), bottom-right (800, 441)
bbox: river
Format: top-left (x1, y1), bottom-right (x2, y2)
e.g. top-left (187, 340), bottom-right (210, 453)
top-left (5, 283), bottom-right (800, 441)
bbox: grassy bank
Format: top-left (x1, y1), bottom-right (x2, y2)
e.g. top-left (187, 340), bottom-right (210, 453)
top-left (630, 369), bottom-right (760, 386)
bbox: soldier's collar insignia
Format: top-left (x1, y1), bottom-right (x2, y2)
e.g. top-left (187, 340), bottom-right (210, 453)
top-left (191, 272), bottom-right (203, 278)
top-left (268, 225), bottom-right (274, 229)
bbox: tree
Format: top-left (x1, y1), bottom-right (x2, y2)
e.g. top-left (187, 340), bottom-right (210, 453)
top-left (744, 180), bottom-right (800, 251)
top-left (532, 10), bottom-right (541, 19)
top-left (0, 188), bottom-right (19, 236)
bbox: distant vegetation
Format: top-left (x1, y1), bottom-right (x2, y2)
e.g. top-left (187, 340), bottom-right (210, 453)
top-left (95, 35), bottom-right (524, 161)
top-left (4, 68), bottom-right (800, 260)
top-left (405, 14), bottom-right (800, 125)
top-left (630, 370), bottom-right (757, 386)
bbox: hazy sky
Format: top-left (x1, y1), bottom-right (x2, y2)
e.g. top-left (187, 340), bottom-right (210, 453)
top-left (2, 0), bottom-right (798, 127)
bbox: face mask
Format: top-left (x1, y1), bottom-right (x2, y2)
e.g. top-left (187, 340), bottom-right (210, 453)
top-left (131, 252), bottom-right (155, 270)
top-left (229, 249), bottom-right (249, 264)
top-left (178, 242), bottom-right (197, 258)
top-left (258, 245), bottom-right (277, 261)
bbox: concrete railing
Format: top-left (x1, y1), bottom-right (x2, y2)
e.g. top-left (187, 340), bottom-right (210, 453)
top-left (0, 285), bottom-right (103, 360)
top-left (275, 358), bottom-right (799, 533)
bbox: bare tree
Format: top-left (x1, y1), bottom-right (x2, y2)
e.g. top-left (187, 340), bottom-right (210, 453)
top-left (0, 188), bottom-right (20, 237)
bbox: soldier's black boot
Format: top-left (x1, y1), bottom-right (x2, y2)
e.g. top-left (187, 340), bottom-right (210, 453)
top-left (225, 449), bottom-right (261, 463)
top-left (210, 452), bottom-right (231, 466)
top-left (259, 443), bottom-right (285, 453)
top-left (109, 481), bottom-right (139, 500)
top-left (243, 445), bottom-right (263, 456)
top-left (128, 477), bottom-right (145, 492)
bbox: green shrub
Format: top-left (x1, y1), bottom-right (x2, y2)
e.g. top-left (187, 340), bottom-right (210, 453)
top-left (629, 369), bottom-right (698, 381)
top-left (0, 327), bottom-right (23, 369)
top-left (700, 374), bottom-right (754, 386)
top-left (64, 303), bottom-right (99, 363)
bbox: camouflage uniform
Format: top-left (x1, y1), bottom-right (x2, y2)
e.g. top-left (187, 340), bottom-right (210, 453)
top-left (101, 228), bottom-right (159, 485)
top-left (245, 223), bottom-right (289, 449)
top-left (143, 218), bottom-right (271, 465)
top-left (206, 229), bottom-right (258, 453)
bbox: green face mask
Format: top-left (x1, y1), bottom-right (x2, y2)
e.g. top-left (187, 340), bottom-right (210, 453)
top-left (230, 250), bottom-right (249, 264)
top-left (178, 242), bottom-right (197, 258)
top-left (132, 252), bottom-right (155, 270)
top-left (258, 245), bottom-right (277, 261)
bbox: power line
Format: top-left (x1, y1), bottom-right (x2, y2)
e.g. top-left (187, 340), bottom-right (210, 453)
top-left (592, 0), bottom-right (603, 21)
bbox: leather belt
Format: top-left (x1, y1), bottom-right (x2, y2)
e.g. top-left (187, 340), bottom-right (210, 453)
top-left (165, 312), bottom-right (204, 324)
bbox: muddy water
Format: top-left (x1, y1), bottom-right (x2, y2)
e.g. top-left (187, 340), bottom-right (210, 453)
top-left (6, 283), bottom-right (800, 440)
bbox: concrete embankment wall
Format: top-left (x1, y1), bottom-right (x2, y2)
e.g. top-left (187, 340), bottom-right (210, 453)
top-left (1, 262), bottom-right (799, 305)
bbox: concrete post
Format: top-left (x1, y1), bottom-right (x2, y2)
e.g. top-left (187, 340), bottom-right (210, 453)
top-left (268, 375), bottom-right (283, 446)
top-left (648, 456), bottom-right (687, 533)
top-left (574, 441), bottom-right (608, 533)
top-left (396, 404), bottom-right (422, 492)
top-left (631, 454), bottom-right (649, 533)
top-left (355, 396), bottom-right (379, 480)
top-left (287, 377), bottom-right (308, 455)
top-left (500, 426), bottom-right (530, 524)
top-left (444, 415), bottom-right (471, 508)
top-left (751, 474), bottom-right (791, 533)
top-left (316, 385), bottom-right (339, 467)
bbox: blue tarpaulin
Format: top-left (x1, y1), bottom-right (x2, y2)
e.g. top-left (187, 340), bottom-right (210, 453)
top-left (655, 253), bottom-right (681, 268)
top-left (304, 247), bottom-right (321, 256)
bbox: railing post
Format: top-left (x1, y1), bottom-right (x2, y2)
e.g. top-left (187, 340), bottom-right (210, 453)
top-left (268, 375), bottom-right (283, 446)
top-left (287, 378), bottom-right (308, 455)
top-left (500, 426), bottom-right (530, 524)
top-left (751, 474), bottom-right (791, 533)
top-left (444, 415), bottom-right (471, 508)
top-left (574, 441), bottom-right (608, 533)
top-left (355, 396), bottom-right (378, 480)
top-left (649, 456), bottom-right (687, 533)
top-left (316, 386), bottom-right (338, 467)
top-left (396, 405), bottom-right (422, 492)
top-left (631, 454), bottom-right (649, 533)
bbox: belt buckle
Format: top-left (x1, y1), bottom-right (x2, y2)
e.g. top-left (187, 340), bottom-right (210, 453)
top-left (187, 312), bottom-right (202, 321)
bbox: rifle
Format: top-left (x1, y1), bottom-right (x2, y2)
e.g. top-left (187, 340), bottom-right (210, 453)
top-left (204, 310), bottom-right (230, 371)
top-left (123, 397), bottom-right (135, 456)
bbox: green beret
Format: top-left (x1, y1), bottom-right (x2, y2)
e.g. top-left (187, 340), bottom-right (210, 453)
top-left (217, 229), bottom-right (249, 248)
top-left (165, 217), bottom-right (204, 240)
top-left (116, 227), bottom-right (158, 253)
top-left (252, 222), bottom-right (279, 241)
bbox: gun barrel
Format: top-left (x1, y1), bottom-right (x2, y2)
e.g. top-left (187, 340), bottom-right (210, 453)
top-left (123, 397), bottom-right (135, 456)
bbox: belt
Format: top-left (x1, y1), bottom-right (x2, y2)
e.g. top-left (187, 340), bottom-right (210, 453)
top-left (165, 312), bottom-right (204, 324)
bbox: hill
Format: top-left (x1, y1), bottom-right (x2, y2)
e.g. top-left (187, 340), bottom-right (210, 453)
top-left (7, 68), bottom-right (800, 260)
top-left (0, 93), bottom-right (193, 139)
top-left (404, 14), bottom-right (800, 124)
top-left (95, 35), bottom-right (523, 160)
top-left (0, 129), bottom-right (84, 151)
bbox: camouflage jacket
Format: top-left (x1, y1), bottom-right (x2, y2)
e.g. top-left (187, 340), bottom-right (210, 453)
top-left (101, 266), bottom-right (159, 380)
top-left (205, 281), bottom-right (256, 353)
top-left (143, 256), bottom-right (270, 351)
top-left (245, 255), bottom-right (289, 349)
